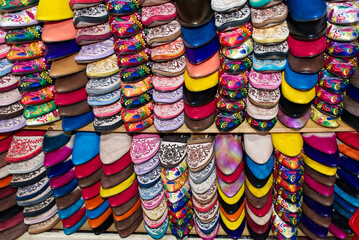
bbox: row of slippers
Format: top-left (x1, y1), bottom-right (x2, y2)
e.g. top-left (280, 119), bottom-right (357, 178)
top-left (2, 130), bottom-right (359, 238)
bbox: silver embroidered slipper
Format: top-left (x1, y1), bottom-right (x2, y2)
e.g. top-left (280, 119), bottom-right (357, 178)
top-left (86, 73), bottom-right (121, 95)
top-left (211, 0), bottom-right (247, 12)
top-left (73, 4), bottom-right (109, 28)
top-left (93, 112), bottom-right (123, 132)
top-left (214, 4), bottom-right (250, 32)
top-left (75, 37), bottom-right (114, 63)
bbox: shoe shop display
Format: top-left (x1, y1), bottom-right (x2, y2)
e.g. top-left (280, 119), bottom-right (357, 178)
top-left (5, 130), bottom-right (61, 235)
top-left (0, 0), bottom-right (358, 239)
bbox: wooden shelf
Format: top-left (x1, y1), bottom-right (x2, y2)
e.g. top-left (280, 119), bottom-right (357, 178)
top-left (49, 221), bottom-right (335, 238)
top-left (24, 118), bottom-right (355, 133)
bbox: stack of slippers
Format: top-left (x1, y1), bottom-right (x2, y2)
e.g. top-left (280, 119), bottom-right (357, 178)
top-left (5, 131), bottom-right (60, 234)
top-left (76, 0), bottom-right (119, 132)
top-left (99, 133), bottom-right (139, 238)
top-left (281, 29), bottom-right (323, 129)
top-left (130, 134), bottom-right (163, 238)
top-left (176, 0), bottom-right (218, 131)
top-left (0, 132), bottom-right (28, 238)
top-left (322, 1), bottom-right (359, 129)
top-left (1, 2), bottom-right (55, 127)
top-left (141, 1), bottom-right (185, 132)
top-left (0, 16), bottom-right (25, 132)
top-left (72, 131), bottom-right (113, 234)
top-left (333, 132), bottom-right (359, 239)
top-left (111, 1), bottom-right (152, 132)
top-left (43, 0), bottom-right (94, 132)
top-left (159, 135), bottom-right (190, 239)
top-left (187, 135), bottom-right (218, 239)
top-left (300, 132), bottom-right (339, 240)
top-left (211, 0), bottom-right (251, 132)
top-left (344, 69), bottom-right (359, 131)
top-left (245, 0), bottom-right (289, 132)
top-left (36, 0), bottom-right (84, 127)
top-left (215, 134), bottom-right (245, 239)
top-left (41, 0), bottom-right (93, 131)
top-left (271, 133), bottom-right (304, 240)
top-left (243, 133), bottom-right (273, 240)
top-left (42, 131), bottom-right (85, 235)
top-left (285, 0), bottom-right (326, 128)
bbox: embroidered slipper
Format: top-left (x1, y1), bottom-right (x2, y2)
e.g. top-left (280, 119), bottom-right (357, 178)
top-left (114, 32), bottom-right (146, 56)
top-left (221, 56), bottom-right (251, 75)
top-left (73, 4), bottom-right (108, 28)
top-left (110, 12), bottom-right (144, 39)
top-left (221, 38), bottom-right (253, 60)
top-left (21, 85), bottom-right (55, 106)
top-left (131, 134), bottom-right (160, 164)
top-left (26, 110), bottom-right (61, 126)
top-left (252, 21), bottom-right (289, 44)
top-left (151, 37), bottom-right (185, 62)
top-left (121, 101), bottom-right (154, 122)
top-left (121, 91), bottom-right (153, 109)
top-left (154, 99), bottom-right (184, 119)
top-left (75, 37), bottom-right (114, 63)
top-left (6, 131), bottom-right (45, 162)
top-left (154, 112), bottom-right (184, 131)
top-left (214, 5), bottom-right (250, 32)
top-left (218, 22), bottom-right (252, 48)
top-left (76, 22), bottom-right (112, 45)
top-left (117, 48), bottom-right (150, 68)
top-left (146, 20), bottom-right (181, 47)
top-left (86, 54), bottom-right (119, 78)
top-left (0, 101), bottom-right (23, 120)
top-left (158, 135), bottom-right (187, 169)
top-left (5, 25), bottom-right (42, 44)
top-left (107, 0), bottom-right (139, 16)
top-left (88, 89), bottom-right (121, 107)
top-left (1, 6), bottom-right (39, 29)
top-left (152, 55), bottom-right (186, 77)
top-left (253, 41), bottom-right (289, 60)
top-left (251, 3), bottom-right (288, 28)
top-left (141, 2), bottom-right (177, 27)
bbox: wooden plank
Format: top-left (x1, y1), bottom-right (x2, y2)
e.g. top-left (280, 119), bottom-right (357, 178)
top-left (50, 221), bottom-right (333, 237)
top-left (24, 118), bottom-right (355, 133)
